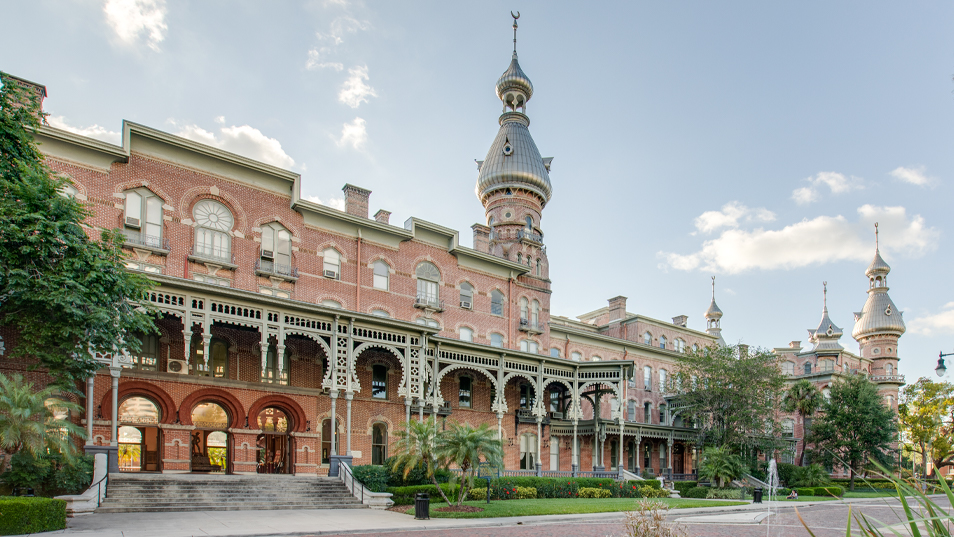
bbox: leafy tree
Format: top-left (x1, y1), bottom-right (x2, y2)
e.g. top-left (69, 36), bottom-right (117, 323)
top-left (783, 379), bottom-right (824, 466)
top-left (670, 344), bottom-right (787, 451)
top-left (389, 417), bottom-right (453, 506)
top-left (898, 377), bottom-right (954, 477)
top-left (0, 373), bottom-right (85, 470)
top-left (0, 72), bottom-right (156, 388)
top-left (698, 446), bottom-right (745, 488)
top-left (791, 463), bottom-right (830, 487)
top-left (807, 374), bottom-right (897, 490)
top-left (434, 421), bottom-right (503, 506)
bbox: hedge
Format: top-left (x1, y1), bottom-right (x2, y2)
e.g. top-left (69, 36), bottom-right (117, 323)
top-left (579, 487), bottom-right (612, 498)
top-left (352, 465), bottom-right (389, 492)
top-left (685, 487), bottom-right (709, 499)
top-left (672, 481), bottom-right (697, 496)
top-left (0, 497), bottom-right (66, 535)
top-left (795, 487), bottom-right (815, 497)
top-left (707, 488), bottom-right (743, 500)
top-left (387, 483), bottom-right (460, 505)
top-left (815, 486), bottom-right (843, 497)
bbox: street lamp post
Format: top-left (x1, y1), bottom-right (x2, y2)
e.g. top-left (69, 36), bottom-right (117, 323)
top-left (937, 350), bottom-right (953, 377)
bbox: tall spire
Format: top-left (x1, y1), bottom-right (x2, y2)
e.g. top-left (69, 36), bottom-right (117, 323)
top-left (853, 224), bottom-right (905, 340)
top-left (512, 11), bottom-right (519, 54)
top-left (823, 281), bottom-right (828, 314)
top-left (705, 276), bottom-right (726, 346)
top-left (809, 281), bottom-right (844, 352)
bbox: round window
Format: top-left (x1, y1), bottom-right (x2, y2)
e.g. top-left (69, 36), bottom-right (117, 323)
top-left (872, 348), bottom-right (881, 355)
top-left (505, 212), bottom-right (512, 219)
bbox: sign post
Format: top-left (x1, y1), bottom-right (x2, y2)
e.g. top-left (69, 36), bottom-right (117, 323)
top-left (476, 461), bottom-right (500, 504)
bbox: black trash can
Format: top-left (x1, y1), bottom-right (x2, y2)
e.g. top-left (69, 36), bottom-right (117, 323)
top-left (414, 492), bottom-right (430, 520)
top-left (753, 487), bottom-right (763, 504)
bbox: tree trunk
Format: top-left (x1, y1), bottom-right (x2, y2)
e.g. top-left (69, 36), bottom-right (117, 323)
top-left (798, 413), bottom-right (807, 466)
top-left (849, 466), bottom-right (855, 491)
top-left (426, 461), bottom-right (453, 507)
top-left (457, 466), bottom-right (470, 506)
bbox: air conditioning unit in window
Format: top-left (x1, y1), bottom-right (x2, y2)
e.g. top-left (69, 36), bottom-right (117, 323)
top-left (323, 270), bottom-right (338, 279)
top-left (550, 411), bottom-right (564, 420)
top-left (261, 250), bottom-right (274, 259)
top-left (125, 216), bottom-right (141, 229)
top-left (460, 300), bottom-right (472, 309)
top-left (167, 359), bottom-right (188, 374)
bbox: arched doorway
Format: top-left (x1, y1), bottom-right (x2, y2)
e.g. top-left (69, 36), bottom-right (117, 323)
top-left (256, 407), bottom-right (293, 474)
top-left (117, 396), bottom-right (162, 472)
top-left (673, 443), bottom-right (685, 475)
top-left (191, 402), bottom-right (230, 474)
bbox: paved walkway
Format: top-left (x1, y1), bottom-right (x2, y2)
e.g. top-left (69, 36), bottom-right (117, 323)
top-left (27, 496), bottom-right (922, 537)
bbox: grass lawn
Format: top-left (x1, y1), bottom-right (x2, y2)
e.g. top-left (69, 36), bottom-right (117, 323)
top-left (842, 491), bottom-right (902, 498)
top-left (401, 498), bottom-right (746, 518)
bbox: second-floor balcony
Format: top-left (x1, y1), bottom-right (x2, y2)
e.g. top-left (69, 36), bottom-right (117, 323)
top-left (410, 401), bottom-right (453, 416)
top-left (189, 246), bottom-right (237, 269)
top-left (518, 318), bottom-right (544, 334)
top-left (255, 259), bottom-right (299, 281)
top-left (122, 230), bottom-right (170, 254)
top-left (413, 294), bottom-right (444, 312)
top-left (517, 229), bottom-right (544, 244)
top-left (870, 374), bottom-right (905, 384)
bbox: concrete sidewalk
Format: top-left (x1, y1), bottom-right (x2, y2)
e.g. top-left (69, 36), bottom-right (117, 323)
top-left (29, 497), bottom-right (892, 537)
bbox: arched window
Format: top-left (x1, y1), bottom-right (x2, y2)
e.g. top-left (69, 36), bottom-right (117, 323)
top-left (822, 388), bottom-right (831, 400)
top-left (459, 327), bottom-right (473, 342)
top-left (323, 249), bottom-right (341, 279)
top-left (263, 343), bottom-right (290, 385)
top-left (659, 335), bottom-right (668, 349)
top-left (519, 433), bottom-right (537, 470)
top-left (782, 419), bottom-right (795, 438)
top-left (516, 253), bottom-right (522, 264)
top-left (490, 333), bottom-right (503, 348)
top-left (525, 216), bottom-right (533, 230)
top-left (192, 402), bottom-right (229, 430)
top-left (782, 361), bottom-right (795, 375)
top-left (804, 363), bottom-right (812, 375)
top-left (674, 339), bottom-right (686, 353)
top-left (692, 343), bottom-right (699, 353)
top-left (643, 366), bottom-right (652, 391)
top-left (549, 348), bottom-right (560, 358)
top-left (415, 317), bottom-right (440, 329)
top-left (531, 300), bottom-right (540, 328)
top-left (491, 290), bottom-right (504, 316)
top-left (885, 363), bottom-right (894, 375)
top-left (458, 376), bottom-right (472, 408)
top-left (627, 400), bottom-right (636, 422)
top-left (371, 309), bottom-right (390, 318)
top-left (643, 402), bottom-right (652, 423)
top-left (415, 262), bottom-right (440, 307)
top-left (193, 199), bottom-right (233, 261)
top-left (536, 259), bottom-right (541, 276)
top-left (520, 340), bottom-right (539, 353)
top-left (571, 351), bottom-right (582, 362)
top-left (124, 188), bottom-right (164, 248)
top-left (659, 369), bottom-right (668, 390)
top-left (372, 260), bottom-right (389, 290)
top-left (372, 423), bottom-right (387, 465)
top-left (591, 355), bottom-right (601, 362)
top-left (659, 404), bottom-right (667, 425)
top-left (321, 299), bottom-right (342, 309)
top-left (459, 282), bottom-right (474, 309)
top-left (643, 332), bottom-right (652, 345)
top-left (519, 297), bottom-right (529, 321)
top-left (132, 332), bottom-right (159, 371)
top-left (372, 365), bottom-right (388, 399)
top-left (260, 223), bottom-right (292, 272)
top-left (118, 396), bottom-right (160, 425)
top-left (488, 215), bottom-right (495, 226)
top-left (321, 418), bottom-right (340, 464)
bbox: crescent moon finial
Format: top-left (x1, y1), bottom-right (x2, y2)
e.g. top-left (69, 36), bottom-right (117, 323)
top-left (512, 11), bottom-right (520, 20)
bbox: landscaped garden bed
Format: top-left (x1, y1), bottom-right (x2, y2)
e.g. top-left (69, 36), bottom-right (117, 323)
top-left (394, 497), bottom-right (746, 518)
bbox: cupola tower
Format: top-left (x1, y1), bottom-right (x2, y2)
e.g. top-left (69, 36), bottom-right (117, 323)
top-left (808, 282), bottom-right (844, 354)
top-left (705, 276), bottom-right (726, 346)
top-left (476, 12), bottom-right (553, 280)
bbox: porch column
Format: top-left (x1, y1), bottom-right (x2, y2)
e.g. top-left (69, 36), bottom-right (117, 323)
top-left (85, 375), bottom-right (95, 445)
top-left (618, 421), bottom-right (625, 477)
top-left (260, 332), bottom-right (269, 381)
top-left (183, 326), bottom-right (192, 365)
top-left (108, 366), bottom-right (121, 473)
top-left (497, 412), bottom-right (503, 440)
top-left (328, 390), bottom-right (339, 476)
top-left (535, 416), bottom-right (543, 476)
top-left (345, 392), bottom-right (353, 455)
top-left (635, 432), bottom-right (641, 475)
top-left (405, 398), bottom-right (411, 424)
top-left (201, 332), bottom-right (212, 374)
top-left (571, 419), bottom-right (579, 476)
top-left (276, 341), bottom-right (286, 384)
top-left (667, 432), bottom-right (674, 478)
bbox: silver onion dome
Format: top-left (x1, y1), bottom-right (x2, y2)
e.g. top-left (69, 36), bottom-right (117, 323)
top-left (476, 115), bottom-right (553, 203)
top-left (866, 249), bottom-right (891, 277)
top-left (852, 290), bottom-right (906, 339)
top-left (705, 298), bottom-right (723, 320)
top-left (496, 53), bottom-right (534, 101)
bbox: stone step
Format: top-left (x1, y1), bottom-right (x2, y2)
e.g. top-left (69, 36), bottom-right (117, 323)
top-left (99, 499), bottom-right (361, 507)
top-left (95, 504), bottom-right (367, 513)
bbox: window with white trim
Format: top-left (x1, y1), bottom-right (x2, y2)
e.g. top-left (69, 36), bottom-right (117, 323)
top-left (659, 369), bottom-right (667, 390)
top-left (571, 351), bottom-right (582, 362)
top-left (459, 327), bottom-right (473, 342)
top-left (416, 318), bottom-right (440, 329)
top-left (549, 348), bottom-right (560, 358)
top-left (491, 290), bottom-right (504, 316)
top-left (323, 249), bottom-right (341, 279)
top-left (193, 199), bottom-right (233, 261)
top-left (643, 332), bottom-right (652, 345)
top-left (370, 309), bottom-right (390, 318)
top-left (520, 340), bottom-right (539, 353)
top-left (490, 333), bottom-right (503, 348)
top-left (643, 366), bottom-right (652, 391)
top-left (415, 262), bottom-right (440, 306)
top-left (531, 299), bottom-right (540, 327)
top-left (321, 300), bottom-right (342, 309)
top-left (372, 260), bottom-right (389, 290)
top-left (260, 222), bottom-right (292, 272)
top-left (659, 335), bottom-right (667, 349)
top-left (459, 282), bottom-right (474, 309)
top-left (674, 338), bottom-right (686, 353)
top-left (519, 297), bottom-right (529, 322)
top-left (519, 433), bottom-right (537, 470)
top-left (781, 361), bottom-right (795, 375)
top-left (124, 188), bottom-right (164, 249)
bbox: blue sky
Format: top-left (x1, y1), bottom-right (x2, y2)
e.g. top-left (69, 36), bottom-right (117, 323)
top-left (3, 1), bottom-right (952, 383)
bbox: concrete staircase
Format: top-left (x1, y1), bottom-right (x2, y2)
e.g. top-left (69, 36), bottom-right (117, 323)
top-left (97, 474), bottom-right (367, 513)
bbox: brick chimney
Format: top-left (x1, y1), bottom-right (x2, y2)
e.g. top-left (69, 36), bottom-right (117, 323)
top-left (374, 209), bottom-right (391, 225)
top-left (472, 224), bottom-right (491, 253)
top-left (2, 74), bottom-right (47, 116)
top-left (342, 184), bottom-right (371, 218)
top-left (789, 341), bottom-right (802, 349)
top-left (672, 315), bottom-right (688, 327)
top-left (738, 344), bottom-right (750, 357)
top-left (608, 296), bottom-right (628, 321)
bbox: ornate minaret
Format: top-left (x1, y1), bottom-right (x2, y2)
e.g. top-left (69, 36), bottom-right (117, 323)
top-left (476, 13), bottom-right (553, 280)
top-left (705, 276), bottom-right (726, 346)
top-left (852, 224), bottom-right (905, 407)
top-left (808, 282), bottom-right (845, 354)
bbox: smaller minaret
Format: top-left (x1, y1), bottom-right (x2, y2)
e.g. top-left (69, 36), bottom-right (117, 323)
top-left (808, 282), bottom-right (844, 353)
top-left (705, 276), bottom-right (726, 346)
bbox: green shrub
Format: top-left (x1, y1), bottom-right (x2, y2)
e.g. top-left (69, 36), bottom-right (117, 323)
top-left (383, 456), bottom-right (451, 487)
top-left (468, 487), bottom-right (487, 501)
top-left (352, 465), bottom-right (389, 492)
top-left (386, 483), bottom-right (459, 505)
top-left (672, 481), bottom-right (697, 496)
top-left (795, 487), bottom-right (815, 497)
top-left (640, 485), bottom-right (669, 498)
top-left (0, 451), bottom-right (93, 497)
top-left (792, 464), bottom-right (831, 487)
top-left (706, 488), bottom-right (742, 500)
top-left (685, 486), bottom-right (709, 499)
top-left (579, 487), bottom-right (612, 498)
top-left (814, 485), bottom-right (843, 497)
top-left (775, 463), bottom-right (799, 487)
top-left (0, 496), bottom-right (66, 535)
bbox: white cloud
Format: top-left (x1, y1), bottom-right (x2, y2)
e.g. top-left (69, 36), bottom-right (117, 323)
top-left (214, 116), bottom-right (225, 124)
top-left (890, 166), bottom-right (937, 187)
top-left (661, 205), bottom-right (938, 274)
top-left (47, 115), bottom-right (121, 144)
top-left (174, 123), bottom-right (295, 169)
top-left (305, 16), bottom-right (370, 70)
top-left (693, 201), bottom-right (775, 234)
top-left (909, 302), bottom-right (954, 336)
top-left (791, 171), bottom-right (863, 204)
top-left (335, 117), bottom-right (368, 150)
top-left (306, 48), bottom-right (344, 71)
top-left (305, 195), bottom-right (346, 211)
top-left (338, 66), bottom-right (376, 108)
top-left (103, 0), bottom-right (168, 52)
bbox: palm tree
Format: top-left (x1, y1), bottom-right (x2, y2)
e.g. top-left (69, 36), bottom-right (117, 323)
top-left (699, 446), bottom-right (745, 488)
top-left (434, 421), bottom-right (503, 506)
top-left (783, 379), bottom-right (823, 466)
top-left (0, 373), bottom-right (85, 470)
top-left (389, 417), bottom-right (453, 506)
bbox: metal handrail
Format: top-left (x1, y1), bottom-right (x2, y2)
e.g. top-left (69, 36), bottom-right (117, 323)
top-left (122, 231), bottom-right (170, 251)
top-left (190, 246), bottom-right (235, 265)
top-left (338, 461), bottom-right (364, 504)
top-left (91, 473), bottom-right (108, 507)
top-left (255, 259), bottom-right (299, 278)
top-left (517, 229), bottom-right (544, 243)
top-left (414, 294), bottom-right (444, 310)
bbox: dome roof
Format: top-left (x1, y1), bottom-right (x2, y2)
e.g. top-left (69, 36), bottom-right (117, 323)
top-left (496, 53), bottom-right (534, 102)
top-left (705, 298), bottom-right (723, 319)
top-left (852, 290), bottom-right (906, 339)
top-left (475, 117), bottom-right (552, 203)
top-left (866, 249), bottom-right (891, 277)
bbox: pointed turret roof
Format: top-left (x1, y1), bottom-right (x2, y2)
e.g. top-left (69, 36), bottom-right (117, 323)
top-left (809, 282), bottom-right (844, 352)
top-left (852, 224), bottom-right (906, 340)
